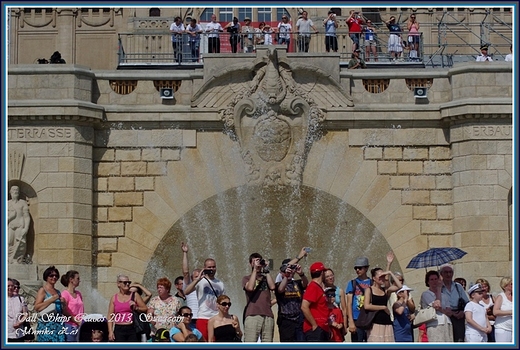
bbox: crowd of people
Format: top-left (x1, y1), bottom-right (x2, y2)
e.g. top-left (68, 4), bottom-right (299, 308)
top-left (7, 244), bottom-right (513, 343)
top-left (170, 10), bottom-right (512, 65)
top-left (167, 11), bottom-right (512, 67)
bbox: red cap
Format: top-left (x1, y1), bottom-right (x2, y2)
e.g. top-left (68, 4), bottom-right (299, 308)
top-left (310, 262), bottom-right (327, 273)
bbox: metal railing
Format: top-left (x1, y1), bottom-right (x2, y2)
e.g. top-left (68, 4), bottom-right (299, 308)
top-left (118, 31), bottom-right (428, 66)
top-left (118, 28), bottom-right (508, 68)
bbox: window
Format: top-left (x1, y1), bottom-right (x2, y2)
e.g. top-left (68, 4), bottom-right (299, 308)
top-left (149, 8), bottom-right (160, 17)
top-left (362, 79), bottom-right (390, 94)
top-left (219, 7), bottom-right (233, 22)
top-left (238, 7), bottom-right (252, 21)
top-left (276, 8), bottom-right (290, 21)
top-left (109, 81), bottom-right (138, 95)
top-left (200, 8), bottom-right (213, 22)
top-left (153, 80), bottom-right (182, 92)
top-left (258, 7), bottom-right (271, 22)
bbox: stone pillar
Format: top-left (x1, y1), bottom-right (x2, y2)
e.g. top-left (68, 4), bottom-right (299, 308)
top-left (450, 117), bottom-right (512, 289)
top-left (55, 8), bottom-right (77, 64)
top-left (8, 65), bottom-right (103, 312)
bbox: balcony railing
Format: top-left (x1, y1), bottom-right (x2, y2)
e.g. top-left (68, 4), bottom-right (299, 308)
top-left (117, 31), bottom-right (500, 68)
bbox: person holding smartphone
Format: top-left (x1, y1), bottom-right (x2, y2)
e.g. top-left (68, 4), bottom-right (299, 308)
top-left (184, 258), bottom-right (225, 341)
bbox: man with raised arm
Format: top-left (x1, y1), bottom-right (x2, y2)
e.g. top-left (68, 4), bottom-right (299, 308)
top-left (184, 256), bottom-right (224, 341)
top-left (242, 253), bottom-right (276, 342)
top-left (181, 242), bottom-right (201, 328)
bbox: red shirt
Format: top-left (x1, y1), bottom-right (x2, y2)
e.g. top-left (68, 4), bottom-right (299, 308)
top-left (328, 307), bottom-right (344, 342)
top-left (302, 281), bottom-right (329, 333)
top-left (346, 17), bottom-right (363, 33)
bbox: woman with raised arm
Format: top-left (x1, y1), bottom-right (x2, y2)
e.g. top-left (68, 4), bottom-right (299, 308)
top-left (363, 268), bottom-right (402, 342)
top-left (406, 13), bottom-right (420, 61)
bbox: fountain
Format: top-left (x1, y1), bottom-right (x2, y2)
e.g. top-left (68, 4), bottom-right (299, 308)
top-left (140, 47), bottom-right (398, 314)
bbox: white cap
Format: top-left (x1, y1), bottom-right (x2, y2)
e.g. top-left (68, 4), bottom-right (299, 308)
top-left (397, 285), bottom-right (413, 294)
top-left (468, 283), bottom-right (483, 296)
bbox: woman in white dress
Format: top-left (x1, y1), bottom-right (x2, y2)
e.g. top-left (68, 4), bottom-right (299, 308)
top-left (493, 277), bottom-right (512, 342)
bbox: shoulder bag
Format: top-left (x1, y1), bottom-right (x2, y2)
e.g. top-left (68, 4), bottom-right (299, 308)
top-left (355, 306), bottom-right (376, 330)
top-left (353, 285), bottom-right (376, 330)
top-left (455, 283), bottom-right (468, 311)
top-left (413, 305), bottom-right (437, 326)
top-left (131, 293), bottom-right (151, 339)
top-left (38, 291), bottom-right (58, 317)
top-left (18, 296), bottom-right (35, 341)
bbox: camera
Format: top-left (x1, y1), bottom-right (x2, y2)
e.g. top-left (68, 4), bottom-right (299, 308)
top-left (288, 264), bottom-right (297, 270)
top-left (304, 247), bottom-right (312, 253)
top-left (203, 269), bottom-right (214, 275)
top-left (259, 259), bottom-right (266, 266)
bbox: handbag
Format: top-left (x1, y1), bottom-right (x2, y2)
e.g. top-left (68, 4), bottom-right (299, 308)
top-left (131, 293), bottom-right (151, 339)
top-left (355, 306), bottom-right (376, 330)
top-left (456, 283), bottom-right (468, 311)
top-left (18, 296), bottom-right (35, 341)
top-left (38, 296), bottom-right (57, 317)
top-left (413, 306), bottom-right (437, 326)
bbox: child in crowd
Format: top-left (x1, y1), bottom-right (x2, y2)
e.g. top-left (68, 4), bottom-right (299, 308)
top-left (153, 328), bottom-right (171, 342)
top-left (325, 287), bottom-right (344, 342)
top-left (91, 330), bottom-right (104, 342)
top-left (418, 323), bottom-right (428, 342)
top-left (465, 284), bottom-right (492, 342)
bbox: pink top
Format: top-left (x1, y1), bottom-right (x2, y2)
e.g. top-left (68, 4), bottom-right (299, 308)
top-left (113, 294), bottom-right (133, 324)
top-left (62, 290), bottom-right (84, 325)
top-left (409, 23), bottom-right (419, 35)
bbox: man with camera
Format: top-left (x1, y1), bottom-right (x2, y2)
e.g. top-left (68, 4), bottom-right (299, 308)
top-left (184, 258), bottom-right (225, 341)
top-left (346, 10), bottom-right (364, 53)
top-left (275, 259), bottom-right (308, 342)
top-left (242, 253), bottom-right (276, 342)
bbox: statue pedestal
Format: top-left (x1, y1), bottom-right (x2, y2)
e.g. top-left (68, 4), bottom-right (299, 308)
top-left (8, 264), bottom-right (38, 282)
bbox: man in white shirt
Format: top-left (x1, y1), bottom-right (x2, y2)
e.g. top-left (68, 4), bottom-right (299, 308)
top-left (170, 16), bottom-right (185, 63)
top-left (476, 44), bottom-right (493, 62)
top-left (505, 44), bottom-right (512, 62)
top-left (296, 11), bottom-right (318, 53)
top-left (205, 14), bottom-right (223, 53)
top-left (184, 257), bottom-right (225, 341)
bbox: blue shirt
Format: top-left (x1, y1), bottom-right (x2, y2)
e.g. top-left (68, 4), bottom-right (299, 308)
top-left (345, 278), bottom-right (371, 320)
top-left (169, 326), bottom-right (202, 342)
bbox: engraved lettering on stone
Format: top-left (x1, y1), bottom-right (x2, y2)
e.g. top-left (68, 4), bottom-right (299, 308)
top-left (8, 127), bottom-right (73, 140)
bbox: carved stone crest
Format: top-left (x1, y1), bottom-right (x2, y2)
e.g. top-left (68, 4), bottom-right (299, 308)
top-left (192, 46), bottom-right (353, 187)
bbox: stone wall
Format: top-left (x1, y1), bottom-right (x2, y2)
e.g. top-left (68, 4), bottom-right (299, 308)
top-left (7, 60), bottom-right (512, 313)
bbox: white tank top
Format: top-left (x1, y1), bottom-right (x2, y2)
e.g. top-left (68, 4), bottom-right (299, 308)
top-left (494, 292), bottom-right (512, 331)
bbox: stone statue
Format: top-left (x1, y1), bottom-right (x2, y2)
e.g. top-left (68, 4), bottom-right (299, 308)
top-left (8, 186), bottom-right (31, 264)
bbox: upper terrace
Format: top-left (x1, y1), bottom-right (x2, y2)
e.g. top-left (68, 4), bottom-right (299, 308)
top-left (9, 7), bottom-right (513, 70)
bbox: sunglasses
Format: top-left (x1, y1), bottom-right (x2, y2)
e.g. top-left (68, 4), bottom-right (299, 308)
top-left (354, 266), bottom-right (366, 270)
top-left (49, 274), bottom-right (58, 278)
top-left (181, 313), bottom-right (193, 317)
top-left (220, 302), bottom-right (232, 307)
top-left (326, 294), bottom-right (336, 298)
top-left (119, 281), bottom-right (132, 285)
